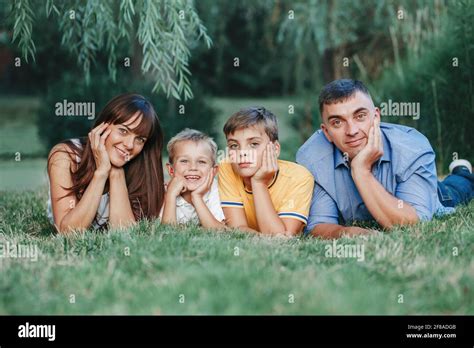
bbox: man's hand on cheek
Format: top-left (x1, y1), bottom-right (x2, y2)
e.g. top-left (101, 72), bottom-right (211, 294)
top-left (251, 142), bottom-right (279, 185)
top-left (350, 117), bottom-right (383, 173)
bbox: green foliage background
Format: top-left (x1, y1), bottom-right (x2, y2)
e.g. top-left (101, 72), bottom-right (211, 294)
top-left (1, 0), bottom-right (472, 170)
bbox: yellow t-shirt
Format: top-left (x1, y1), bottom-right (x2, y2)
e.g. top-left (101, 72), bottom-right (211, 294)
top-left (218, 159), bottom-right (315, 231)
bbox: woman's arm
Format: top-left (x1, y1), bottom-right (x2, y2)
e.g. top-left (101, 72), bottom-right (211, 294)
top-left (50, 123), bottom-right (113, 234)
top-left (48, 145), bottom-right (107, 234)
top-left (108, 167), bottom-right (136, 228)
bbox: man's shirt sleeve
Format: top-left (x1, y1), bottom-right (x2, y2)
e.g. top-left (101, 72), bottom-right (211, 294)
top-left (395, 151), bottom-right (439, 221)
top-left (305, 181), bottom-right (340, 233)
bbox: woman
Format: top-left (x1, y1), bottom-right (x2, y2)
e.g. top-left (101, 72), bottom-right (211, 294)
top-left (47, 93), bottom-right (165, 233)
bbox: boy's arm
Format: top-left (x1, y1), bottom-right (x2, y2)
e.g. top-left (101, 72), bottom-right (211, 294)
top-left (218, 162), bottom-right (259, 233)
top-left (251, 143), bottom-right (300, 235)
top-left (251, 181), bottom-right (295, 235)
top-left (161, 177), bottom-right (186, 225)
top-left (280, 219), bottom-right (305, 236)
top-left (161, 194), bottom-right (178, 225)
top-left (222, 207), bottom-right (259, 233)
top-left (191, 172), bottom-right (226, 230)
top-left (191, 196), bottom-right (226, 229)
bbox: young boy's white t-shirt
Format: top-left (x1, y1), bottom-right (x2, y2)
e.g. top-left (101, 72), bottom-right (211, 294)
top-left (160, 179), bottom-right (225, 225)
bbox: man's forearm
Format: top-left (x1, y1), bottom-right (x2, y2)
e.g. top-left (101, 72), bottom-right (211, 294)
top-left (251, 181), bottom-right (287, 234)
top-left (351, 168), bottom-right (418, 228)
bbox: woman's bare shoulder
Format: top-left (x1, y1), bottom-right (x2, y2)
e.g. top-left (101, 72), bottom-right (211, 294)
top-left (48, 142), bottom-right (77, 170)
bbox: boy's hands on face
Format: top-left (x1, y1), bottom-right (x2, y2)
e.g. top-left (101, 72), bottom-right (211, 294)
top-left (351, 117), bottom-right (383, 172)
top-left (251, 142), bottom-right (279, 185)
top-left (191, 168), bottom-right (215, 200)
top-left (167, 175), bottom-right (187, 198)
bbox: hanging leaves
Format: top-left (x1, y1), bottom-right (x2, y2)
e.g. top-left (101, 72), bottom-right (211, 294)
top-left (8, 0), bottom-right (212, 100)
top-left (11, 0), bottom-right (36, 63)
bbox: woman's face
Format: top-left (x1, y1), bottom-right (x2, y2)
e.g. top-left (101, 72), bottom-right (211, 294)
top-left (104, 112), bottom-right (148, 167)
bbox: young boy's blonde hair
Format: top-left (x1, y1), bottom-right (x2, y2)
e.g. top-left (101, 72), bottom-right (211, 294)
top-left (167, 128), bottom-right (218, 165)
top-left (223, 107), bottom-right (279, 141)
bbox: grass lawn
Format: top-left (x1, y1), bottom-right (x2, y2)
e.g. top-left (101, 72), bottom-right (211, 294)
top-left (0, 159), bottom-right (48, 191)
top-left (0, 187), bottom-right (473, 315)
top-left (1, 96), bottom-right (473, 314)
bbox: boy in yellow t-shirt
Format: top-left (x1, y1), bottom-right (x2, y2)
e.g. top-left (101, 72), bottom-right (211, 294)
top-left (218, 106), bottom-right (314, 236)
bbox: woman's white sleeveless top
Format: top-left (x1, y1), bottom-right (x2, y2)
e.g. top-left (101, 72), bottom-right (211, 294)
top-left (46, 138), bottom-right (110, 230)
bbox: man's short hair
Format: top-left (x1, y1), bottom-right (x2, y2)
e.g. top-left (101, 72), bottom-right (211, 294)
top-left (319, 79), bottom-right (372, 115)
top-left (223, 107), bottom-right (279, 142)
top-left (167, 128), bottom-right (218, 165)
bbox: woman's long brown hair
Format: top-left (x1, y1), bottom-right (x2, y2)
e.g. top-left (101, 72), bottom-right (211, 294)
top-left (48, 93), bottom-right (165, 221)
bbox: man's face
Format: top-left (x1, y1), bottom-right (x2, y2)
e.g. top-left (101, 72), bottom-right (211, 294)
top-left (226, 125), bottom-right (280, 178)
top-left (321, 91), bottom-right (380, 160)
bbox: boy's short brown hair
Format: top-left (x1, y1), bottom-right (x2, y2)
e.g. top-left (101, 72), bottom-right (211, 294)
top-left (223, 107), bottom-right (279, 141)
top-left (167, 128), bottom-right (218, 165)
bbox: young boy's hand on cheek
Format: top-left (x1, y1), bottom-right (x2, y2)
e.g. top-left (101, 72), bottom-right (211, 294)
top-left (191, 167), bottom-right (216, 201)
top-left (167, 175), bottom-right (187, 198)
top-left (251, 142), bottom-right (279, 185)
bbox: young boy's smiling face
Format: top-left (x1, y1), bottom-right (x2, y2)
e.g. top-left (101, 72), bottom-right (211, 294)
top-left (168, 140), bottom-right (215, 191)
top-left (226, 125), bottom-right (280, 178)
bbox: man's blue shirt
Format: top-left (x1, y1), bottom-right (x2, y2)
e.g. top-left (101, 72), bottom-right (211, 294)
top-left (296, 122), bottom-right (453, 232)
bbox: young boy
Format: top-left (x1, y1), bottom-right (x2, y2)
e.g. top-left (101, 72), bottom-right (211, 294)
top-left (218, 107), bottom-right (314, 235)
top-left (161, 128), bottom-right (225, 229)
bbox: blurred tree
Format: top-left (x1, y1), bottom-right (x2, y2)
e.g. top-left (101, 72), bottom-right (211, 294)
top-left (373, 0), bottom-right (474, 173)
top-left (279, 0), bottom-right (452, 144)
top-left (191, 0), bottom-right (287, 96)
top-left (2, 0), bottom-right (219, 155)
top-left (37, 72), bottom-right (218, 152)
top-left (7, 0), bottom-right (212, 100)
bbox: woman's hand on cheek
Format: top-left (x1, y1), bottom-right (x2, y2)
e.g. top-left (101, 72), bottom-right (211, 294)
top-left (89, 122), bottom-right (112, 177)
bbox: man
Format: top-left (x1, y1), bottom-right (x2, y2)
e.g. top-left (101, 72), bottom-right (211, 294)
top-left (296, 79), bottom-right (473, 239)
